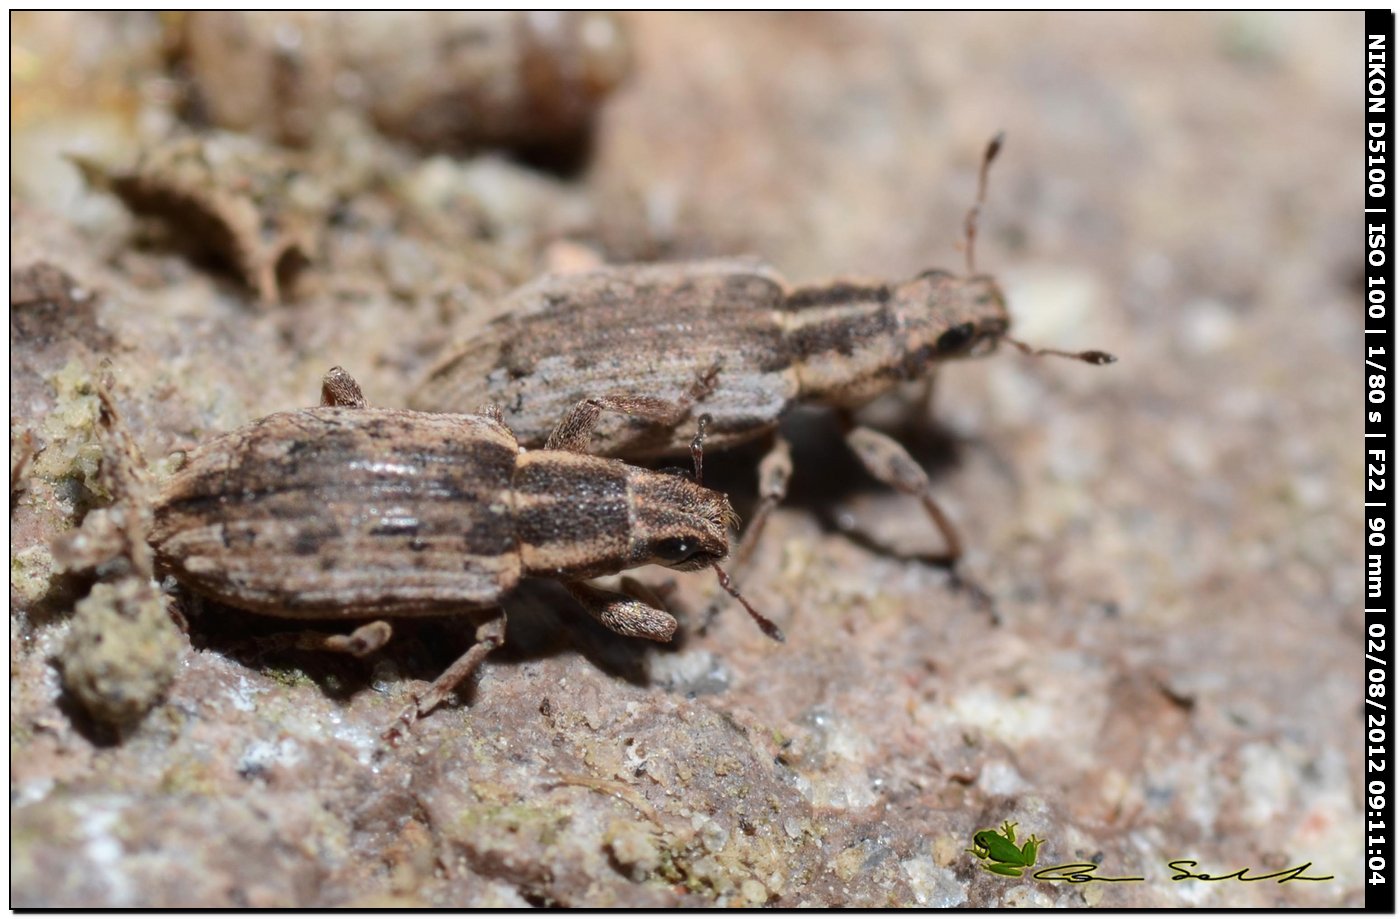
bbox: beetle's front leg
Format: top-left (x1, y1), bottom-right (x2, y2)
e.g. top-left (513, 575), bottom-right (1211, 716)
top-left (544, 361), bottom-right (720, 454)
top-left (566, 581), bottom-right (677, 642)
top-left (700, 434), bottom-right (792, 632)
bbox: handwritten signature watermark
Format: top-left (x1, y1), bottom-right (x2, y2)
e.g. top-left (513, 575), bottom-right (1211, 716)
top-left (967, 821), bottom-right (1334, 885)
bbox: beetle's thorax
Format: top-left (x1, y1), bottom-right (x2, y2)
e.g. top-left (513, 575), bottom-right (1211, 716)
top-left (512, 451), bottom-right (632, 580)
top-left (511, 452), bottom-right (734, 581)
top-left (787, 270), bottom-right (1011, 407)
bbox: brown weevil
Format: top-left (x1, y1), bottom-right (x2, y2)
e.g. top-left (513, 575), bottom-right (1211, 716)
top-left (409, 136), bottom-right (1114, 618)
top-left (151, 367), bottom-right (776, 731)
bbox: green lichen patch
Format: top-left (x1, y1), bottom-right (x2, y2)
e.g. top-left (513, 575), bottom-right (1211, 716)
top-left (11, 545), bottom-right (56, 607)
top-left (34, 360), bottom-right (108, 504)
top-left (61, 577), bottom-right (185, 725)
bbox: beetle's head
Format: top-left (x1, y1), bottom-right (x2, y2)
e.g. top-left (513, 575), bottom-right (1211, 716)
top-left (625, 468), bottom-right (737, 571)
top-left (896, 132), bottom-right (1013, 363)
top-left (895, 269), bottom-right (1115, 371)
top-left (627, 419), bottom-right (785, 643)
top-left (898, 269), bottom-right (1012, 363)
top-left (891, 132), bottom-right (1113, 371)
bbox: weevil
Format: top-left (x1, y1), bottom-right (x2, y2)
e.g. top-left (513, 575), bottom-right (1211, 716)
top-left (150, 367), bottom-right (776, 729)
top-left (409, 136), bottom-right (1114, 617)
top-left (175, 11), bottom-right (631, 152)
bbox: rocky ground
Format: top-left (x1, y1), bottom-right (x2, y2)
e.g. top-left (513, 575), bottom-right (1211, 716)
top-left (11, 12), bottom-right (1364, 907)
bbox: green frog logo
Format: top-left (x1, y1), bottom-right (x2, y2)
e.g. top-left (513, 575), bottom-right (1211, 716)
top-left (967, 821), bottom-right (1044, 877)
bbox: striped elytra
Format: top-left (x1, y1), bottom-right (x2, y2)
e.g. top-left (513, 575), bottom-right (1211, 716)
top-left (408, 259), bottom-right (1014, 457)
top-left (151, 406), bottom-right (735, 619)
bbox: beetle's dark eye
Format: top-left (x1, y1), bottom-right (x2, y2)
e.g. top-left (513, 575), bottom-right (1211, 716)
top-left (654, 537), bottom-right (700, 564)
top-left (936, 322), bottom-right (976, 354)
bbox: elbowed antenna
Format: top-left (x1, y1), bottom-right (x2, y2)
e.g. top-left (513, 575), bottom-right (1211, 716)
top-left (712, 562), bottom-right (785, 642)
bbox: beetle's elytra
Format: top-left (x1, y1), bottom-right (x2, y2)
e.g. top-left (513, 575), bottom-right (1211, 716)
top-left (151, 368), bottom-right (768, 727)
top-left (152, 408), bottom-right (731, 616)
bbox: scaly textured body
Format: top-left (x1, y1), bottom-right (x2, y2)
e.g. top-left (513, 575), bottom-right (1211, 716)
top-left (152, 405), bottom-right (733, 619)
top-left (409, 259), bottom-right (1010, 457)
top-left (153, 409), bottom-right (523, 617)
top-left (150, 366), bottom-right (765, 730)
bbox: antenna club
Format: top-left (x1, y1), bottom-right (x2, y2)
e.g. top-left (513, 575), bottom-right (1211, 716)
top-left (985, 131), bottom-right (1005, 164)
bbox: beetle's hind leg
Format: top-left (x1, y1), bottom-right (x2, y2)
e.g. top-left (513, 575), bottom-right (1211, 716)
top-left (384, 608), bottom-right (507, 741)
top-left (298, 620), bottom-right (392, 656)
top-left (416, 608), bottom-right (507, 716)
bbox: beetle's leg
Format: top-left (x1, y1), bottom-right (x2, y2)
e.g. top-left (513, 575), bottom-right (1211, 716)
top-left (249, 619), bottom-right (393, 657)
top-left (296, 620), bottom-right (393, 656)
top-left (382, 608), bottom-right (507, 742)
top-left (699, 434), bottom-right (792, 632)
top-left (616, 575), bottom-right (673, 612)
top-left (546, 395), bottom-right (678, 453)
top-left (320, 366), bottom-right (367, 408)
top-left (666, 359), bottom-right (722, 429)
top-left (840, 421), bottom-right (961, 565)
top-left (566, 581), bottom-right (677, 642)
top-left (838, 418), bottom-right (994, 610)
top-left (734, 434), bottom-right (793, 571)
top-left (544, 362), bottom-right (721, 454)
top-left (413, 607), bottom-right (508, 718)
top-left (683, 360), bottom-right (723, 411)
